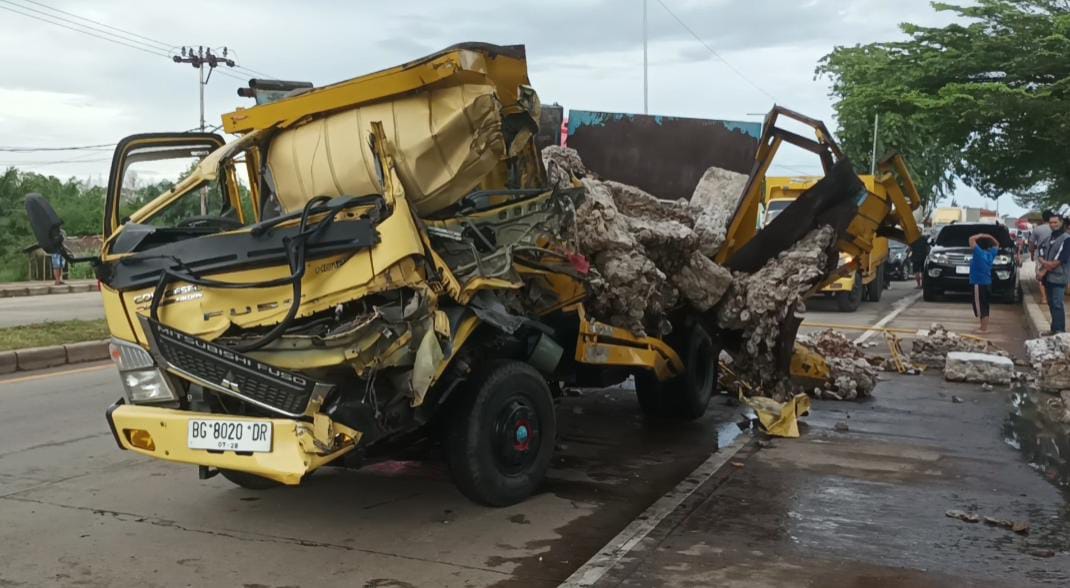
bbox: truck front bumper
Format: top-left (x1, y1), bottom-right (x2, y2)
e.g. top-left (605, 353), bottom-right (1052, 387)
top-left (821, 275), bottom-right (855, 293)
top-left (106, 399), bottom-right (359, 485)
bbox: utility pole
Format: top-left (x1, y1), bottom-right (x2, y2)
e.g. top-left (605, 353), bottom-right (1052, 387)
top-left (643, 0), bottom-right (648, 114)
top-left (870, 112), bottom-right (880, 176)
top-left (172, 46), bottom-right (236, 213)
top-left (173, 46), bottom-right (236, 131)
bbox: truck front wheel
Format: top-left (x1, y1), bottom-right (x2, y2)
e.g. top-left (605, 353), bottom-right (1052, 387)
top-left (836, 270), bottom-right (863, 311)
top-left (636, 321), bottom-right (717, 421)
top-left (447, 360), bottom-right (556, 507)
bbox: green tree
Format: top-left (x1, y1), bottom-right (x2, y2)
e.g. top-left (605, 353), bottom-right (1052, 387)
top-left (817, 0), bottom-right (1070, 210)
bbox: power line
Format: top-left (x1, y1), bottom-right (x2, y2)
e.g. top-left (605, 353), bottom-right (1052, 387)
top-left (3, 1), bottom-right (274, 81)
top-left (219, 47), bottom-right (278, 80)
top-left (653, 0), bottom-right (777, 102)
top-left (7, 0), bottom-right (175, 51)
top-left (0, 143), bottom-right (115, 152)
top-left (0, 3), bottom-right (170, 59)
top-left (0, 157), bottom-right (111, 165)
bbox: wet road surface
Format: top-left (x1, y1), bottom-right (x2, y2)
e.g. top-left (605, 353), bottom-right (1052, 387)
top-left (596, 373), bottom-right (1070, 587)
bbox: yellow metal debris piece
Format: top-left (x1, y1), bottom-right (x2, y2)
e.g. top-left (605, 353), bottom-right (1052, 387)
top-left (739, 391), bottom-right (812, 438)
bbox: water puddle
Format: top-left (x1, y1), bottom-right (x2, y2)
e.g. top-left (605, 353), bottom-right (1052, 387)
top-left (1003, 389), bottom-right (1070, 490)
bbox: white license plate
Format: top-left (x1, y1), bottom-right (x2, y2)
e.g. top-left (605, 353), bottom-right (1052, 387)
top-left (188, 419), bottom-right (272, 453)
top-left (955, 266), bottom-right (970, 275)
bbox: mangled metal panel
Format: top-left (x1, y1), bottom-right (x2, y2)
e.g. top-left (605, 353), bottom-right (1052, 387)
top-left (566, 110), bottom-right (760, 201)
top-left (267, 83), bottom-right (508, 217)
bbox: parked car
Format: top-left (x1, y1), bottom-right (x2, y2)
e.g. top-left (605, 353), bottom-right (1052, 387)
top-left (922, 223), bottom-right (1022, 303)
top-left (885, 241), bottom-right (912, 280)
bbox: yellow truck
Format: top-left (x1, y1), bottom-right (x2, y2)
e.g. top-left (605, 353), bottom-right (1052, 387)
top-left (762, 160), bottom-right (923, 311)
top-left (25, 44), bottom-right (921, 506)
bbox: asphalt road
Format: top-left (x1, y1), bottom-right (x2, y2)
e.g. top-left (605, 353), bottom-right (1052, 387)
top-left (3, 279), bottom-right (1018, 586)
top-left (0, 291), bottom-right (105, 327)
top-left (0, 361), bottom-right (752, 587)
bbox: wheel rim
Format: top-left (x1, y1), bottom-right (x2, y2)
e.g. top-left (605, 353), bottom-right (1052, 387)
top-left (493, 397), bottom-right (540, 475)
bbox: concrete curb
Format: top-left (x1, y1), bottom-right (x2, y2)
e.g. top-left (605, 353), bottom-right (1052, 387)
top-left (1020, 262), bottom-right (1050, 339)
top-left (0, 282), bottom-right (97, 299)
top-left (1, 339), bottom-right (109, 374)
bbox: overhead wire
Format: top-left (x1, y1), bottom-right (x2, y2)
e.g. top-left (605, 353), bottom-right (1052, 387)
top-left (0, 2), bottom-right (171, 59)
top-left (3, 0), bottom-right (274, 81)
top-left (14, 0), bottom-right (177, 52)
top-left (654, 0), bottom-right (777, 103)
top-left (0, 143), bottom-right (115, 152)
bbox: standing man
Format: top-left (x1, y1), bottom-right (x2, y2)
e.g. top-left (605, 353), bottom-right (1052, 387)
top-left (911, 233), bottom-right (930, 289)
top-left (1031, 212), bottom-right (1053, 305)
top-left (968, 232), bottom-right (1000, 333)
top-left (50, 252), bottom-right (65, 286)
top-left (1037, 212), bottom-right (1069, 334)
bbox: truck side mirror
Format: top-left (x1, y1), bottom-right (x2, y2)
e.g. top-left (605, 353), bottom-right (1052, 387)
top-left (25, 193), bottom-right (66, 255)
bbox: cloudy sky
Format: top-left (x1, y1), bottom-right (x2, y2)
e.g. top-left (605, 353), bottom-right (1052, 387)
top-left (0, 0), bottom-right (1022, 215)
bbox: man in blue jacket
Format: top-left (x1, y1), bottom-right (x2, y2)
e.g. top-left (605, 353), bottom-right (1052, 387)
top-left (968, 232), bottom-right (1000, 333)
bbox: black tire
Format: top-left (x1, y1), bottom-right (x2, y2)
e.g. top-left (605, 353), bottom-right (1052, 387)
top-left (635, 321), bottom-right (717, 421)
top-left (836, 270), bottom-right (863, 312)
top-left (219, 469), bottom-right (280, 490)
top-left (447, 360), bottom-right (556, 507)
top-left (864, 266), bottom-right (884, 302)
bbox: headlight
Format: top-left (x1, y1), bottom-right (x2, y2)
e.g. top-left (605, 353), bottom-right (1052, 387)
top-left (109, 338), bottom-right (177, 404)
top-left (996, 270), bottom-right (1011, 280)
top-left (994, 255), bottom-right (1012, 265)
top-left (839, 253), bottom-right (853, 264)
top-left (122, 369), bottom-right (176, 403)
top-left (930, 253), bottom-right (949, 264)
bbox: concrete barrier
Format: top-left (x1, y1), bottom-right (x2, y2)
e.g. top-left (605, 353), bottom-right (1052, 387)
top-left (25, 285), bottom-right (50, 296)
top-left (0, 281), bottom-right (97, 298)
top-left (15, 346), bottom-right (68, 371)
top-left (2, 287), bottom-right (29, 297)
top-left (65, 340), bottom-right (110, 364)
top-left (49, 285), bottom-right (72, 294)
top-left (0, 351), bottom-right (16, 374)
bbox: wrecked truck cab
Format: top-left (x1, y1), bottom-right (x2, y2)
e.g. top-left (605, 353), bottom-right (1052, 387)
top-left (85, 42), bottom-right (704, 507)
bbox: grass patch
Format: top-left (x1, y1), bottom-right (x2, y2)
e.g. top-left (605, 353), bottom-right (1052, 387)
top-left (0, 319), bottom-right (109, 352)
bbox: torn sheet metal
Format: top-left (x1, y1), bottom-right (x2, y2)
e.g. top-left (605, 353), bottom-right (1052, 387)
top-left (740, 392), bottom-right (812, 438)
top-left (267, 83), bottom-right (508, 216)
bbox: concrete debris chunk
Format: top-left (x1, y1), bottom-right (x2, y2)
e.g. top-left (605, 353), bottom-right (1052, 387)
top-left (716, 226), bottom-right (836, 395)
top-left (795, 329), bottom-right (880, 400)
top-left (1024, 333), bottom-right (1070, 392)
top-left (910, 324), bottom-right (1007, 367)
top-left (944, 351), bottom-right (1014, 385)
top-left (689, 167), bottom-right (747, 257)
top-left (563, 152), bottom-right (738, 337)
top-left (542, 145), bottom-right (588, 190)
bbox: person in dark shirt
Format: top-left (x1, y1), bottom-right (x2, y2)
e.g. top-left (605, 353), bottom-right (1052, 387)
top-left (968, 233), bottom-right (1000, 333)
top-left (1037, 212), bottom-right (1070, 334)
top-left (910, 236), bottom-right (930, 289)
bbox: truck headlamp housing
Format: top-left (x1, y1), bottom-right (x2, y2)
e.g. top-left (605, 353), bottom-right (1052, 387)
top-left (109, 338), bottom-right (177, 404)
top-left (930, 252), bottom-right (949, 265)
top-left (994, 255), bottom-right (1012, 266)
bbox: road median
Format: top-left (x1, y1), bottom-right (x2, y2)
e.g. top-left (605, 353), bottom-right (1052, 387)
top-left (0, 319), bottom-right (111, 374)
top-left (0, 280), bottom-right (98, 298)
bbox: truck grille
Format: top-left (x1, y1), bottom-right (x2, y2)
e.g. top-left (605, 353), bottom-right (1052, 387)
top-left (144, 319), bottom-right (324, 416)
top-left (944, 252), bottom-right (971, 264)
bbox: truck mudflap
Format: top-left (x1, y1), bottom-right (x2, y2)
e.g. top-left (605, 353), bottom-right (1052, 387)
top-left (106, 399), bottom-right (360, 485)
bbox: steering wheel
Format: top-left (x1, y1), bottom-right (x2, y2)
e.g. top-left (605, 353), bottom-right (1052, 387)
top-left (175, 215), bottom-right (244, 230)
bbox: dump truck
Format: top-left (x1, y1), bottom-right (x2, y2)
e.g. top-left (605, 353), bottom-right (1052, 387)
top-left (762, 157), bottom-right (925, 312)
top-left (25, 43), bottom-right (922, 506)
